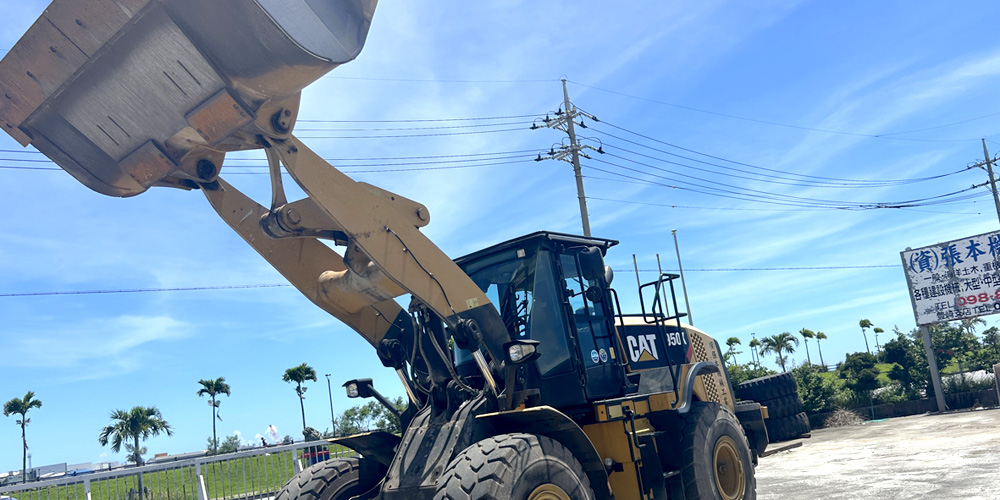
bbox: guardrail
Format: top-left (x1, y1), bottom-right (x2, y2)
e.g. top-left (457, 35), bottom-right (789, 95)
top-left (0, 442), bottom-right (354, 500)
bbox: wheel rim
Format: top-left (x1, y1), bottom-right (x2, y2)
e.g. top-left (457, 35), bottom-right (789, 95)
top-left (713, 435), bottom-right (746, 500)
top-left (527, 484), bottom-right (572, 500)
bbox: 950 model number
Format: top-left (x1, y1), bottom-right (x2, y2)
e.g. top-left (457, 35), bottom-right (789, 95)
top-left (665, 329), bottom-right (689, 347)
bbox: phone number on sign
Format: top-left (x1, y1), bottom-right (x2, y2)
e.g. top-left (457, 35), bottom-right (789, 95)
top-left (956, 291), bottom-right (1000, 306)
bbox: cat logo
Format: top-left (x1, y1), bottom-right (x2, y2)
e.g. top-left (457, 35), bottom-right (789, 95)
top-left (627, 333), bottom-right (659, 362)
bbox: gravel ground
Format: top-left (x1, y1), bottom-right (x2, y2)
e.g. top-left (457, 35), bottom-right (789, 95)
top-left (755, 407), bottom-right (1000, 500)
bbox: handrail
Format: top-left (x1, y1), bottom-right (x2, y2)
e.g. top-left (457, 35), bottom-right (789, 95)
top-left (0, 440), bottom-right (350, 496)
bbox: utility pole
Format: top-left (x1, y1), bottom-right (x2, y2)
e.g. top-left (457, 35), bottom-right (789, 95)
top-left (982, 139), bottom-right (1000, 226)
top-left (325, 373), bottom-right (336, 436)
top-left (671, 229), bottom-right (693, 325)
top-left (920, 325), bottom-right (948, 412)
top-left (533, 79), bottom-right (604, 237)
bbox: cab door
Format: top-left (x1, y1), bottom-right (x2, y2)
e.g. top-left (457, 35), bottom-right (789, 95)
top-left (559, 252), bottom-right (623, 401)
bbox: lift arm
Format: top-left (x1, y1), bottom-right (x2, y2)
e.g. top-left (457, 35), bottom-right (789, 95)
top-left (0, 0), bottom-right (511, 403)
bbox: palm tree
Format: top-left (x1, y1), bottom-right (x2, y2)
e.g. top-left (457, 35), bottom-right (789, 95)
top-left (725, 337), bottom-right (742, 366)
top-left (873, 327), bottom-right (884, 354)
top-left (760, 332), bottom-right (799, 372)
top-left (799, 328), bottom-right (815, 365)
top-left (961, 317), bottom-right (986, 337)
top-left (283, 363), bottom-right (318, 431)
top-left (859, 319), bottom-right (873, 354)
top-left (815, 331), bottom-right (828, 368)
top-left (98, 406), bottom-right (172, 499)
top-left (197, 378), bottom-right (231, 455)
top-left (748, 338), bottom-right (762, 368)
top-left (98, 406), bottom-right (173, 465)
top-left (983, 327), bottom-right (1000, 357)
top-left (3, 391), bottom-right (42, 484)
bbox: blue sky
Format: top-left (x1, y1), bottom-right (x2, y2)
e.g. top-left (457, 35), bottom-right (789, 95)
top-left (4, 0), bottom-right (1000, 471)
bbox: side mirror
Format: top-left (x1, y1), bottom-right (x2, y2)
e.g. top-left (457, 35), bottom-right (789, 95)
top-left (579, 246), bottom-right (605, 282)
top-left (585, 285), bottom-right (604, 303)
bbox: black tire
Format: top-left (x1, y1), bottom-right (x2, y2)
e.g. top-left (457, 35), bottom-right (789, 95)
top-left (433, 433), bottom-right (594, 500)
top-left (733, 401), bottom-right (765, 425)
top-left (276, 458), bottom-right (365, 500)
top-left (757, 393), bottom-right (802, 419)
top-left (681, 402), bottom-right (756, 500)
top-left (764, 412), bottom-right (810, 443)
top-left (733, 401), bottom-right (768, 460)
top-left (737, 372), bottom-right (797, 402)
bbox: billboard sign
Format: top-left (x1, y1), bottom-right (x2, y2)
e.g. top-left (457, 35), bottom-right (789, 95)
top-left (901, 229), bottom-right (1000, 325)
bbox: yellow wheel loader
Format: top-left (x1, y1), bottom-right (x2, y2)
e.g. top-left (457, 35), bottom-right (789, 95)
top-left (0, 1), bottom-right (767, 498)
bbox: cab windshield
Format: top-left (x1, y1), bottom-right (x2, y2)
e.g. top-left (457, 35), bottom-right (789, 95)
top-left (459, 248), bottom-right (573, 377)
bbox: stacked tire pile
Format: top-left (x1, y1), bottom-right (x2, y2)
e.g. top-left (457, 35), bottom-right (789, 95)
top-left (737, 372), bottom-right (810, 442)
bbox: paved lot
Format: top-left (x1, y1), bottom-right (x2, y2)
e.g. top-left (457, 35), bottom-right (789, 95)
top-left (756, 408), bottom-right (1000, 500)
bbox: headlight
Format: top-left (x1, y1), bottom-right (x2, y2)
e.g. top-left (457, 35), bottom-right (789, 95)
top-left (504, 340), bottom-right (541, 364)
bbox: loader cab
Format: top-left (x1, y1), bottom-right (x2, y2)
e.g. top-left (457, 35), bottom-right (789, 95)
top-left (455, 232), bottom-right (625, 409)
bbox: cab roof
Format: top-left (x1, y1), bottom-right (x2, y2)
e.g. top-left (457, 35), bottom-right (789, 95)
top-left (454, 231), bottom-right (618, 266)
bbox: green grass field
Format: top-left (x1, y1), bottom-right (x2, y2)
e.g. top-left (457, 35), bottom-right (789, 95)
top-left (7, 444), bottom-right (355, 500)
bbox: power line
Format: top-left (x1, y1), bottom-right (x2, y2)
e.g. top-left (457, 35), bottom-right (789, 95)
top-left (581, 159), bottom-right (987, 210)
top-left (0, 159), bottom-right (539, 174)
top-left (625, 265), bottom-right (898, 272)
top-left (322, 75), bottom-right (557, 84)
top-left (223, 153), bottom-right (537, 169)
top-left (567, 80), bottom-right (982, 143)
top-left (1, 263), bottom-right (906, 297)
top-left (585, 116), bottom-right (969, 186)
top-left (587, 195), bottom-right (824, 212)
top-left (3, 148), bottom-right (541, 161)
top-left (0, 150), bottom-right (548, 175)
top-left (293, 120), bottom-right (532, 132)
top-left (297, 114), bottom-right (542, 123)
top-left (288, 159), bottom-right (536, 174)
top-left (298, 126), bottom-right (528, 139)
top-left (599, 135), bottom-right (967, 189)
top-left (874, 112), bottom-right (1000, 137)
top-left (588, 196), bottom-right (983, 215)
top-left (593, 152), bottom-right (986, 208)
top-left (0, 284), bottom-right (291, 297)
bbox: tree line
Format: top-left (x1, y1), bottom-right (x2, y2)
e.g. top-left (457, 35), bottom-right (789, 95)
top-left (723, 317), bottom-right (1000, 415)
top-left (4, 362), bottom-right (407, 481)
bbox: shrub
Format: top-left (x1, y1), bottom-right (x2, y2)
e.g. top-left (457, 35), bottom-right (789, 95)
top-left (824, 408), bottom-right (864, 427)
top-left (792, 364), bottom-right (837, 412)
top-left (839, 352), bottom-right (882, 398)
top-left (942, 371), bottom-right (997, 394)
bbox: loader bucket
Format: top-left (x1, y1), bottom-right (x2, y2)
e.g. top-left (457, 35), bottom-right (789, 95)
top-left (0, 0), bottom-right (377, 197)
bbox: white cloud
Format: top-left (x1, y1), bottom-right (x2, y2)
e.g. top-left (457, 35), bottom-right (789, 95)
top-left (7, 315), bottom-right (191, 375)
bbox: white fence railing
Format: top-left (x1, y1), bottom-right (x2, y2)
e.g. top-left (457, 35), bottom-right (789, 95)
top-left (0, 442), bottom-right (353, 500)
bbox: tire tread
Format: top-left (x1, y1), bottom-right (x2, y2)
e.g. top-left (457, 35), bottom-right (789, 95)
top-left (737, 372), bottom-right (797, 402)
top-left (433, 433), bottom-right (592, 500)
top-left (679, 402), bottom-right (757, 500)
top-left (275, 458), bottom-right (361, 500)
top-left (757, 393), bottom-right (803, 419)
top-left (765, 412), bottom-right (810, 442)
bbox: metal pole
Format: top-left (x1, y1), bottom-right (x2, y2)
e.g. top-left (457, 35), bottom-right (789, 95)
top-left (981, 139), bottom-right (1000, 226)
top-left (562, 78), bottom-right (591, 237)
top-left (920, 325), bottom-right (948, 412)
top-left (671, 229), bottom-right (693, 325)
top-left (324, 374), bottom-right (336, 436)
top-left (632, 254), bottom-right (642, 290)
